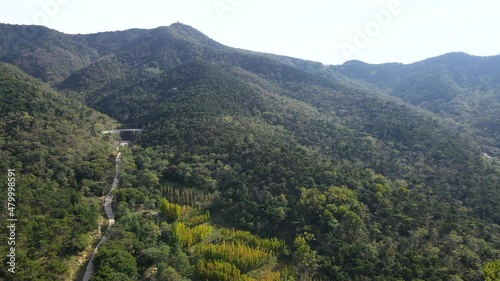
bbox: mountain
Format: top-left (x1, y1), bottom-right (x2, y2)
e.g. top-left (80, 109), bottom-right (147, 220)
top-left (324, 52), bottom-right (500, 153)
top-left (0, 62), bottom-right (118, 280)
top-left (0, 23), bottom-right (499, 280)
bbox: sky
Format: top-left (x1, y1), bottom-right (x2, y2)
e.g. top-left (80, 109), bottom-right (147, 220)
top-left (1, 0), bottom-right (499, 65)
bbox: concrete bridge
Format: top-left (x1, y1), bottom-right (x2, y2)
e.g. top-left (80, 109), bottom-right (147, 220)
top-left (101, 129), bottom-right (143, 142)
top-left (101, 129), bottom-right (144, 134)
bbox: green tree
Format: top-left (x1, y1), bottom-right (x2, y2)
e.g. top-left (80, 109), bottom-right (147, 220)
top-left (293, 233), bottom-right (319, 277)
top-left (94, 248), bottom-right (138, 279)
top-left (484, 260), bottom-right (500, 281)
top-left (158, 266), bottom-right (190, 281)
top-left (160, 198), bottom-right (181, 222)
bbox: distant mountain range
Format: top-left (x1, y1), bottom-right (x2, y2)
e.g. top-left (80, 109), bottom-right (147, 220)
top-left (1, 22), bottom-right (498, 152)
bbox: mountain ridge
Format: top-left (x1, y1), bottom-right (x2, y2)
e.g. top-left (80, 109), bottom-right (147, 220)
top-left (1, 22), bottom-right (500, 280)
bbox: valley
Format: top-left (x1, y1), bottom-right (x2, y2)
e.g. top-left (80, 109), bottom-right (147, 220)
top-left (0, 23), bottom-right (499, 280)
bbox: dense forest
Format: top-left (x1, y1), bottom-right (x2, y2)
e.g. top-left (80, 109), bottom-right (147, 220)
top-left (0, 23), bottom-right (499, 280)
top-left (323, 53), bottom-right (500, 153)
top-left (0, 62), bottom-right (118, 279)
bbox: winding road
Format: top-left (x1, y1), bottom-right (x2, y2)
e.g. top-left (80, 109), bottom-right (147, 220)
top-left (82, 152), bottom-right (122, 281)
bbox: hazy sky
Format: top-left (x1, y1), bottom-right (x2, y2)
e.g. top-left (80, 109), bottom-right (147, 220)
top-left (1, 0), bottom-right (499, 65)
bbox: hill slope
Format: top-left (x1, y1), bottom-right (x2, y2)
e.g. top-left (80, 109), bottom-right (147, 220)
top-left (0, 62), bottom-right (118, 280)
top-left (0, 23), bottom-right (499, 280)
top-left (0, 23), bottom-right (146, 83)
top-left (327, 53), bottom-right (500, 153)
top-left (81, 59), bottom-right (500, 279)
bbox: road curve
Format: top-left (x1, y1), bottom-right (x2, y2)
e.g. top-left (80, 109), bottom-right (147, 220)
top-left (82, 152), bottom-right (122, 281)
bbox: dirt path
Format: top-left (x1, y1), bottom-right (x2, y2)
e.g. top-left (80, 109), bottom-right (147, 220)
top-left (82, 152), bottom-right (122, 281)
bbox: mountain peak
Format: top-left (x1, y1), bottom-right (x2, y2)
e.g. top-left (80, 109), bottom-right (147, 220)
top-left (169, 22), bottom-right (194, 30)
top-left (166, 22), bottom-right (223, 49)
top-left (438, 51), bottom-right (473, 59)
top-left (341, 60), bottom-right (369, 66)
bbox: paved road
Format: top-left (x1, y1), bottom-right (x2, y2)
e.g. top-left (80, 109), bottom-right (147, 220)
top-left (82, 152), bottom-right (122, 281)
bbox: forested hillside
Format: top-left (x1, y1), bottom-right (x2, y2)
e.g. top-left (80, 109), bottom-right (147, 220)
top-left (325, 53), bottom-right (500, 154)
top-left (0, 23), bottom-right (499, 280)
top-left (87, 60), bottom-right (500, 280)
top-left (0, 62), bottom-right (118, 280)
